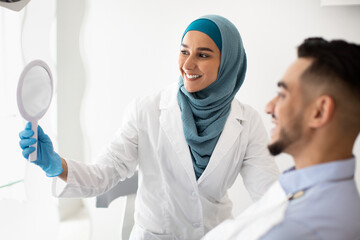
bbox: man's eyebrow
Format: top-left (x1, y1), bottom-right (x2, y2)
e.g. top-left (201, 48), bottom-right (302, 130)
top-left (277, 81), bottom-right (288, 90)
top-left (181, 44), bottom-right (214, 52)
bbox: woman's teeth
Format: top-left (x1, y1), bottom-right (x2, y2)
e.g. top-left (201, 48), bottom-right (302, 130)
top-left (187, 74), bottom-right (201, 79)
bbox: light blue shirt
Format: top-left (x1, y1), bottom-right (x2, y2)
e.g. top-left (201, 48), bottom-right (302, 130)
top-left (260, 158), bottom-right (360, 240)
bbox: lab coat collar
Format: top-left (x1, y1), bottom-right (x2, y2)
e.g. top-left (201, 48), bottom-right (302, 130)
top-left (159, 83), bottom-right (246, 122)
top-left (197, 100), bottom-right (245, 184)
top-left (159, 83), bottom-right (179, 110)
top-left (159, 84), bottom-right (246, 185)
top-left (159, 84), bottom-right (198, 185)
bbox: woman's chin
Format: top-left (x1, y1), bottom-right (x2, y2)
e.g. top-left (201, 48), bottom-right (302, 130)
top-left (184, 84), bottom-right (198, 93)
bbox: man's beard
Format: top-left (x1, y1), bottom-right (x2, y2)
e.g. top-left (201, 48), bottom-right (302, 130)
top-left (268, 118), bottom-right (302, 156)
top-left (268, 138), bottom-right (286, 156)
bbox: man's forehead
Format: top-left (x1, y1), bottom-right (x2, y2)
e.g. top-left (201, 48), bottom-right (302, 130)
top-left (280, 58), bottom-right (313, 90)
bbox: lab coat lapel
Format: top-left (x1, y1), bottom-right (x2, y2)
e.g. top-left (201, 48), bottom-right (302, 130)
top-left (159, 87), bottom-right (197, 185)
top-left (197, 101), bottom-right (244, 184)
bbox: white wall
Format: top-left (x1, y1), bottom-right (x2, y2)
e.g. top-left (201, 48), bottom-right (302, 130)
top-left (57, 0), bottom-right (360, 238)
top-left (0, 1), bottom-right (60, 240)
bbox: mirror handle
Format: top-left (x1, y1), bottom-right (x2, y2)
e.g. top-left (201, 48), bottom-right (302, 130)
top-left (29, 121), bottom-right (38, 162)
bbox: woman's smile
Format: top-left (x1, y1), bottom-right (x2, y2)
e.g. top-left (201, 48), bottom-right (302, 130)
top-left (184, 73), bottom-right (203, 81)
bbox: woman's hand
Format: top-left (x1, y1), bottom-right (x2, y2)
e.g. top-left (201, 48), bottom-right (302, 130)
top-left (19, 122), bottom-right (64, 178)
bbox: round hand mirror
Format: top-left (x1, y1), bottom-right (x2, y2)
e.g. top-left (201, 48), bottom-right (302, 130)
top-left (17, 60), bottom-right (53, 161)
top-left (0, 0), bottom-right (31, 12)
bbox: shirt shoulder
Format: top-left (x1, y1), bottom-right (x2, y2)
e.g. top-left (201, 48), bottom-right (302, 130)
top-left (282, 180), bottom-right (360, 240)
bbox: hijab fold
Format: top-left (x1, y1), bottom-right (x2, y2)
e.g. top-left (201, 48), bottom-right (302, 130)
top-left (177, 15), bottom-right (247, 180)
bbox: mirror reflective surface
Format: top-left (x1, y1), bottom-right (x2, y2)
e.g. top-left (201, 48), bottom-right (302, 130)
top-left (17, 60), bottom-right (53, 161)
top-left (21, 65), bottom-right (52, 119)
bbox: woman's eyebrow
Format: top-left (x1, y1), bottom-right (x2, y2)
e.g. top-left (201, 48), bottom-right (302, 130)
top-left (197, 47), bottom-right (214, 52)
top-left (181, 44), bottom-right (214, 52)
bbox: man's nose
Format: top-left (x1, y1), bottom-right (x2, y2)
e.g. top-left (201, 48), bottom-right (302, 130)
top-left (265, 96), bottom-right (277, 115)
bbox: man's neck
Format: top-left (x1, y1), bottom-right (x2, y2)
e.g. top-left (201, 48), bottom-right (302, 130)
top-left (291, 135), bottom-right (354, 169)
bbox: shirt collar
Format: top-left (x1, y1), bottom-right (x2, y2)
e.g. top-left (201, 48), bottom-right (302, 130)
top-left (279, 158), bottom-right (356, 195)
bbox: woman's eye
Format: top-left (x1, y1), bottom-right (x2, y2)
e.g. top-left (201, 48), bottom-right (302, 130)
top-left (199, 53), bottom-right (208, 58)
top-left (181, 50), bottom-right (189, 55)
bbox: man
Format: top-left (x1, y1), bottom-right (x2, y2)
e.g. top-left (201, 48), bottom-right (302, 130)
top-left (203, 37), bottom-right (360, 240)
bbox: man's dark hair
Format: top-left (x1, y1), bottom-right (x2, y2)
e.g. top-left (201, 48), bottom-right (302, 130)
top-left (297, 37), bottom-right (360, 131)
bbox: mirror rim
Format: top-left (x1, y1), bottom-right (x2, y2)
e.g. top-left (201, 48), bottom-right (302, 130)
top-left (17, 59), bottom-right (53, 121)
top-left (0, 0), bottom-right (31, 12)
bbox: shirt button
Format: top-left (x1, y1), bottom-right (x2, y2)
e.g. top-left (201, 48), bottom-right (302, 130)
top-left (191, 191), bottom-right (197, 197)
top-left (193, 222), bottom-right (201, 228)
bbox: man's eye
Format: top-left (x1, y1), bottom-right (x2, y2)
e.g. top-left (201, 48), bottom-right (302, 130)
top-left (277, 91), bottom-right (285, 98)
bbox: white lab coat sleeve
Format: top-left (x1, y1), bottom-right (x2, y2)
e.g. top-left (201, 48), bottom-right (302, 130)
top-left (259, 220), bottom-right (321, 240)
top-left (53, 100), bottom-right (139, 198)
top-left (240, 110), bottom-right (279, 202)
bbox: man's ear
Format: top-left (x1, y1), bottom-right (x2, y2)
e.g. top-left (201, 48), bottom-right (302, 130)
top-left (308, 95), bottom-right (335, 128)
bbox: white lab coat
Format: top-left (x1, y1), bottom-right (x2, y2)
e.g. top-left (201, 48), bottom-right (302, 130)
top-left (202, 181), bottom-right (289, 240)
top-left (53, 83), bottom-right (279, 240)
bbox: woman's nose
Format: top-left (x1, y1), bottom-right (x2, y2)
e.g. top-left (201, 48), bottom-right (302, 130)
top-left (183, 55), bottom-right (196, 70)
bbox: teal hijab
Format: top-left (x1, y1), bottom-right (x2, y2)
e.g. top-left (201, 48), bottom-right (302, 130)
top-left (177, 15), bottom-right (247, 180)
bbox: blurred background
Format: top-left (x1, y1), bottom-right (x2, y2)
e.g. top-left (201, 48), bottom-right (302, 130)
top-left (0, 0), bottom-right (359, 239)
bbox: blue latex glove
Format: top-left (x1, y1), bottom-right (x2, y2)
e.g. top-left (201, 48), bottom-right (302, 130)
top-left (19, 122), bottom-right (63, 177)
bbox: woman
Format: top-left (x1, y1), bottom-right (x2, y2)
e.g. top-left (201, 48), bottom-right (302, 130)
top-left (19, 15), bottom-right (279, 239)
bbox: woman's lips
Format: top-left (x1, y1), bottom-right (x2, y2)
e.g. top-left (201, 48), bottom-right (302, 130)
top-left (185, 74), bottom-right (202, 81)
